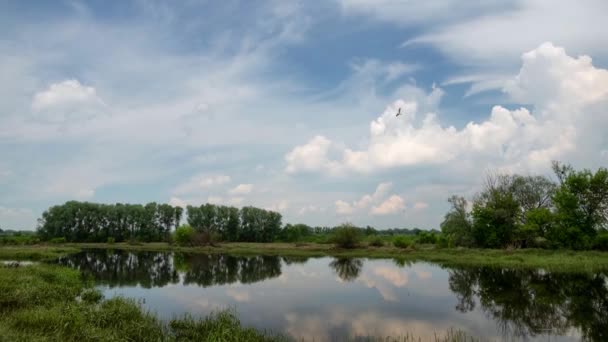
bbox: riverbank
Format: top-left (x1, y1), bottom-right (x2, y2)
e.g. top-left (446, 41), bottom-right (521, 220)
top-left (3, 242), bottom-right (608, 272)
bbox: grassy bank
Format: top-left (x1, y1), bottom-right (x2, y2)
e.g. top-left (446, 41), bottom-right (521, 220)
top-left (0, 246), bottom-right (79, 261)
top-left (0, 263), bottom-right (477, 341)
top-left (3, 242), bottom-right (608, 272)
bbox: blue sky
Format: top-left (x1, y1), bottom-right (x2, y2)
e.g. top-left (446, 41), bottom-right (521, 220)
top-left (1, 0), bottom-right (607, 230)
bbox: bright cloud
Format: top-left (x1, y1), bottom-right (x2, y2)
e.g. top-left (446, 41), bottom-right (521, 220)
top-left (336, 183), bottom-right (405, 216)
top-left (286, 43), bottom-right (608, 176)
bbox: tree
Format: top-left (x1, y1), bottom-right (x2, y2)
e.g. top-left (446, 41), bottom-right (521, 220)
top-left (440, 195), bottom-right (473, 247)
top-left (471, 174), bottom-right (521, 248)
top-left (550, 162), bottom-right (608, 249)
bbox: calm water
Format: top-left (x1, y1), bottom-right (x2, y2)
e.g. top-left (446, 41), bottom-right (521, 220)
top-left (58, 250), bottom-right (608, 341)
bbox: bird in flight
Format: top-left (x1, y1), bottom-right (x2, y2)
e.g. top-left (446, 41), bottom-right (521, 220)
top-left (395, 107), bottom-right (402, 117)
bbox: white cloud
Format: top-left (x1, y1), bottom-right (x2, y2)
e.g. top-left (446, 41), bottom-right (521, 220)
top-left (335, 200), bottom-right (354, 215)
top-left (405, 0), bottom-right (608, 67)
top-left (336, 182), bottom-right (404, 216)
top-left (229, 183), bottom-right (254, 195)
top-left (173, 174), bottom-right (231, 195)
top-left (31, 79), bottom-right (105, 122)
top-left (285, 135), bottom-right (341, 175)
top-left (286, 43), bottom-right (608, 176)
top-left (168, 197), bottom-right (187, 207)
top-left (371, 195), bottom-right (405, 215)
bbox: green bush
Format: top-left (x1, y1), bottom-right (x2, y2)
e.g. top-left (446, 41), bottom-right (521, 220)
top-left (106, 237), bottom-right (115, 244)
top-left (393, 236), bottom-right (414, 249)
top-left (49, 237), bottom-right (66, 244)
top-left (174, 225), bottom-right (195, 246)
top-left (593, 233), bottom-right (608, 251)
top-left (331, 224), bottom-right (361, 249)
top-left (416, 231), bottom-right (438, 244)
top-left (368, 237), bottom-right (384, 247)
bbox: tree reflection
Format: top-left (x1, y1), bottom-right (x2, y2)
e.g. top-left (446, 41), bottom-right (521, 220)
top-left (447, 266), bottom-right (608, 341)
top-left (329, 258), bottom-right (363, 282)
top-left (59, 250), bottom-right (283, 288)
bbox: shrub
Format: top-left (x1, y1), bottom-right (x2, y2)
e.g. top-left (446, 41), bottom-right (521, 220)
top-left (106, 237), bottom-right (115, 244)
top-left (393, 236), bottom-right (413, 249)
top-left (368, 237), bottom-right (384, 247)
top-left (416, 231), bottom-right (438, 244)
top-left (435, 235), bottom-right (451, 248)
top-left (174, 225), bottom-right (195, 246)
top-left (593, 233), bottom-right (608, 251)
top-left (49, 237), bottom-right (66, 244)
top-left (331, 224), bottom-right (361, 249)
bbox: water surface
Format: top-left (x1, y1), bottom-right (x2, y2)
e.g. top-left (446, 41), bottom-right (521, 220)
top-left (59, 250), bottom-right (608, 341)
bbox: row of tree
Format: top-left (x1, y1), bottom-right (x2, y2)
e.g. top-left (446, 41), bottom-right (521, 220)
top-left (37, 201), bottom-right (183, 242)
top-left (185, 204), bottom-right (282, 242)
top-left (441, 162), bottom-right (608, 249)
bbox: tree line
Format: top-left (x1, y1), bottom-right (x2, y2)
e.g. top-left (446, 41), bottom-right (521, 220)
top-left (183, 204), bottom-right (282, 243)
top-left (37, 201), bottom-right (183, 242)
top-left (36, 201), bottom-right (285, 243)
top-left (441, 162), bottom-right (608, 250)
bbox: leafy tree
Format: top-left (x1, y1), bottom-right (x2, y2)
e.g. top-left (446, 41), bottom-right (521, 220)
top-left (550, 162), bottom-right (608, 249)
top-left (440, 195), bottom-right (473, 247)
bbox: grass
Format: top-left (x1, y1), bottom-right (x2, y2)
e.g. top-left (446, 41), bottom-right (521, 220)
top-left (0, 246), bottom-right (79, 261)
top-left (0, 263), bottom-right (481, 341)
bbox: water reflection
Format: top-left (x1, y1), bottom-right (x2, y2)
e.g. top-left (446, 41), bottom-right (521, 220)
top-left (329, 258), bottom-right (363, 282)
top-left (57, 250), bottom-right (608, 341)
top-left (447, 266), bottom-right (608, 341)
top-left (58, 250), bottom-right (283, 288)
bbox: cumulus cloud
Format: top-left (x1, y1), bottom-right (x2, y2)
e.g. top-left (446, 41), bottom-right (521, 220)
top-left (336, 182), bottom-right (404, 216)
top-left (335, 200), bottom-right (354, 215)
top-left (285, 136), bottom-right (341, 175)
top-left (173, 174), bottom-right (231, 195)
top-left (371, 195), bottom-right (405, 215)
top-left (229, 183), bottom-right (254, 195)
top-left (31, 80), bottom-right (105, 122)
top-left (286, 43), bottom-right (608, 176)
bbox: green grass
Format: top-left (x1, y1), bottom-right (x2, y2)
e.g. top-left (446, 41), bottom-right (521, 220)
top-left (0, 246), bottom-right (79, 261)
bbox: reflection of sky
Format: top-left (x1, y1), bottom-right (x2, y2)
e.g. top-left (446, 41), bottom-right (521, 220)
top-left (99, 257), bottom-right (580, 342)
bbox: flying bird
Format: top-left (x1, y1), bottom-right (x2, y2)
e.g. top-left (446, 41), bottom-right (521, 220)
top-left (395, 107), bottom-right (402, 117)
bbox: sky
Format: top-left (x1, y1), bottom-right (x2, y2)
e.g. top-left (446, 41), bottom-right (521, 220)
top-left (1, 0), bottom-right (607, 230)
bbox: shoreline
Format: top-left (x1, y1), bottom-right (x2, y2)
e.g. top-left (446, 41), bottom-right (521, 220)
top-left (2, 242), bottom-right (608, 271)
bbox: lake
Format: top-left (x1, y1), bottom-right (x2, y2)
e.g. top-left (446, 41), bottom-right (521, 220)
top-left (58, 250), bottom-right (607, 341)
